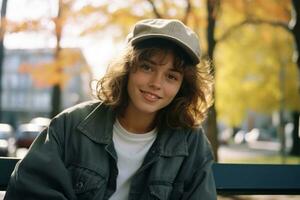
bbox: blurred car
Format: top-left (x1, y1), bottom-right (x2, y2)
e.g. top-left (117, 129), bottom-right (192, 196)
top-left (16, 117), bottom-right (51, 149)
top-left (245, 128), bottom-right (275, 143)
top-left (30, 117), bottom-right (51, 128)
top-left (234, 130), bottom-right (247, 144)
top-left (16, 123), bottom-right (44, 149)
top-left (0, 123), bottom-right (16, 156)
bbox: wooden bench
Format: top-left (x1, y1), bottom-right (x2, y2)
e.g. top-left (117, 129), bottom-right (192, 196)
top-left (1, 157), bottom-right (300, 195)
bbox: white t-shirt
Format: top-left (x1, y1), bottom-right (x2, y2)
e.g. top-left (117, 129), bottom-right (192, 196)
top-left (109, 120), bottom-right (157, 200)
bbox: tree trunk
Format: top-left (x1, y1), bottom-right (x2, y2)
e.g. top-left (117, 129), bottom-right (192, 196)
top-left (289, 0), bottom-right (300, 155)
top-left (50, 0), bottom-right (62, 118)
top-left (206, 0), bottom-right (219, 161)
top-left (290, 111), bottom-right (300, 155)
top-left (51, 84), bottom-right (61, 117)
top-left (0, 0), bottom-right (8, 121)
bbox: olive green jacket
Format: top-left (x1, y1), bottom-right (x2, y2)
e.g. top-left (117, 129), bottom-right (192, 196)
top-left (5, 101), bottom-right (217, 200)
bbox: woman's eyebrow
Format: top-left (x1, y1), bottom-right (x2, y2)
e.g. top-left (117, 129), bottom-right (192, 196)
top-left (169, 68), bottom-right (183, 73)
top-left (143, 59), bottom-right (158, 65)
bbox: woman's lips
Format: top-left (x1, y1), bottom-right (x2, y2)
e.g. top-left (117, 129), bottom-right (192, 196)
top-left (140, 90), bottom-right (162, 102)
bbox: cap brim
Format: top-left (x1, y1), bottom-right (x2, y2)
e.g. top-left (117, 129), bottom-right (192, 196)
top-left (130, 34), bottom-right (200, 64)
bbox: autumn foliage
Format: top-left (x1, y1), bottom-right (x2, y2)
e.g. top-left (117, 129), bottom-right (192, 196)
top-left (214, 0), bottom-right (300, 126)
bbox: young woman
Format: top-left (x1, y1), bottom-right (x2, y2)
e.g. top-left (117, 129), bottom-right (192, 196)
top-left (5, 19), bottom-right (217, 200)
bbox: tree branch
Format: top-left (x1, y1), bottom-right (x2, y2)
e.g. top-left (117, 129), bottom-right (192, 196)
top-left (147, 0), bottom-right (162, 18)
top-left (218, 19), bottom-right (290, 42)
top-left (182, 0), bottom-right (191, 24)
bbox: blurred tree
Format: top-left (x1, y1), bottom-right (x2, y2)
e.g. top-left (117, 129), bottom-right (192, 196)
top-left (0, 0), bottom-right (8, 121)
top-left (215, 24), bottom-right (300, 125)
top-left (51, 0), bottom-right (64, 117)
top-left (76, 0), bottom-right (208, 47)
top-left (205, 0), bottom-right (220, 161)
top-left (6, 0), bottom-right (92, 117)
top-left (290, 0), bottom-right (300, 156)
top-left (214, 0), bottom-right (300, 126)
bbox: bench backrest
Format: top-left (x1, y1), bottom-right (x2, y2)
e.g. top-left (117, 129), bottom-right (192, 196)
top-left (1, 157), bottom-right (300, 195)
top-left (0, 157), bottom-right (19, 190)
top-left (213, 163), bottom-right (300, 195)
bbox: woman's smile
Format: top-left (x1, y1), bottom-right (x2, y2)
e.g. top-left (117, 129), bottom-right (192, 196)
top-left (140, 90), bottom-right (162, 102)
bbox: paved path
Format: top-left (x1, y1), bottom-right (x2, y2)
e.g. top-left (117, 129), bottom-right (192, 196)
top-left (218, 142), bottom-right (279, 162)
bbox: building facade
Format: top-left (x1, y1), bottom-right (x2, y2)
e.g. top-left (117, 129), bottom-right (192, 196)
top-left (1, 48), bottom-right (92, 128)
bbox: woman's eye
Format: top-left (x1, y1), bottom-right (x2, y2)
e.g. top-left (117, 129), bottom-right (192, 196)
top-left (167, 74), bottom-right (178, 81)
top-left (140, 64), bottom-right (152, 72)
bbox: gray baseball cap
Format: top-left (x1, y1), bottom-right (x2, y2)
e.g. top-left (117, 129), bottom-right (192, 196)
top-left (127, 19), bottom-right (201, 64)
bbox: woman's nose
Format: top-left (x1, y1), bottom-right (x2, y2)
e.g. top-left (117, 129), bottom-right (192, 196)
top-left (148, 74), bottom-right (162, 89)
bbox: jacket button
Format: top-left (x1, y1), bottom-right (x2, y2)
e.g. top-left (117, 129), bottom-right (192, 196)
top-left (76, 181), bottom-right (84, 189)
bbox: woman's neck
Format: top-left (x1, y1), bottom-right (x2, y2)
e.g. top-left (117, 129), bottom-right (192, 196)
top-left (118, 108), bottom-right (156, 134)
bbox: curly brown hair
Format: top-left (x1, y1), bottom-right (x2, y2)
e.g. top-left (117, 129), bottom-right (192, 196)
top-left (95, 39), bottom-right (214, 130)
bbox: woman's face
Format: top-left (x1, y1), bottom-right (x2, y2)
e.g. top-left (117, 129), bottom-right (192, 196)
top-left (126, 52), bottom-right (183, 117)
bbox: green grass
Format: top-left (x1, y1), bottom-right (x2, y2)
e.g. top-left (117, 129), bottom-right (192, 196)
top-left (221, 154), bottom-right (300, 164)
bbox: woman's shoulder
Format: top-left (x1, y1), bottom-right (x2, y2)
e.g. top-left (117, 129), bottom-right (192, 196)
top-left (183, 126), bottom-right (206, 142)
top-left (47, 100), bottom-right (113, 137)
top-left (51, 100), bottom-right (110, 124)
top-left (62, 100), bottom-right (102, 113)
top-left (184, 126), bottom-right (214, 159)
top-left (58, 100), bottom-right (106, 116)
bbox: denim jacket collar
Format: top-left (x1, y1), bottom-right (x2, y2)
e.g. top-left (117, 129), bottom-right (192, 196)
top-left (77, 103), bottom-right (188, 157)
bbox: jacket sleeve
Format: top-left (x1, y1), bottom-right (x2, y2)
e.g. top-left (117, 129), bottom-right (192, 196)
top-left (181, 130), bottom-right (217, 200)
top-left (4, 118), bottom-right (77, 200)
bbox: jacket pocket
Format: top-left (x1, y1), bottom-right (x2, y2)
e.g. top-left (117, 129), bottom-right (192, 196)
top-left (149, 182), bottom-right (184, 200)
top-left (68, 165), bottom-right (106, 200)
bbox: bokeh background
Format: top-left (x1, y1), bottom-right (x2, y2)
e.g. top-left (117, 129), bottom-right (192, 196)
top-left (0, 0), bottom-right (299, 199)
